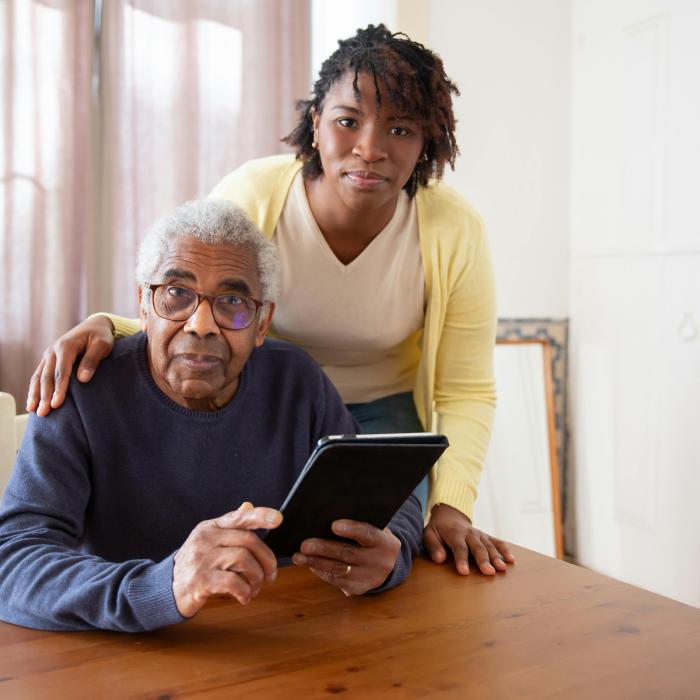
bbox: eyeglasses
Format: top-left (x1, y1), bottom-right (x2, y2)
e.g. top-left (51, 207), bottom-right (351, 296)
top-left (144, 283), bottom-right (264, 331)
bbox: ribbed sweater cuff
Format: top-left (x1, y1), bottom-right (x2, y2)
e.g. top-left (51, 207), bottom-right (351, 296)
top-left (428, 474), bottom-right (477, 521)
top-left (368, 549), bottom-right (410, 594)
top-left (90, 312), bottom-right (140, 339)
top-left (127, 555), bottom-right (186, 631)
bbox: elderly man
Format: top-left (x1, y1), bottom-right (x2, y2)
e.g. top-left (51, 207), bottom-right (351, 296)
top-left (0, 201), bottom-right (422, 632)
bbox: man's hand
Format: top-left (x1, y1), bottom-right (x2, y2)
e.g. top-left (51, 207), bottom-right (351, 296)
top-left (424, 503), bottom-right (514, 575)
top-left (292, 520), bottom-right (401, 596)
top-left (172, 502), bottom-right (282, 618)
top-left (27, 315), bottom-right (115, 416)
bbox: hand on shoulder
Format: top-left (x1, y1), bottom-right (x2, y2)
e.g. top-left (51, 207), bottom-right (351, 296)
top-left (27, 314), bottom-right (116, 416)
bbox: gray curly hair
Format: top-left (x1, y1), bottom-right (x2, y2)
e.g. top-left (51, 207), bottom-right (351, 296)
top-left (135, 200), bottom-right (280, 305)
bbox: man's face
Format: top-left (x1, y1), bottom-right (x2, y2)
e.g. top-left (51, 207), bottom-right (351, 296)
top-left (140, 237), bottom-right (273, 411)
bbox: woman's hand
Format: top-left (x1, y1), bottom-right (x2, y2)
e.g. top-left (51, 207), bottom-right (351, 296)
top-left (424, 504), bottom-right (514, 575)
top-left (27, 315), bottom-right (115, 416)
top-left (293, 520), bottom-right (401, 596)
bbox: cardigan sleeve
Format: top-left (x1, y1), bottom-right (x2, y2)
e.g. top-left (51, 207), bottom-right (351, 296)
top-left (91, 312), bottom-right (140, 339)
top-left (428, 211), bottom-right (497, 520)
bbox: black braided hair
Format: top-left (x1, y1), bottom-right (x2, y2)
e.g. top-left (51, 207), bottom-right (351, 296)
top-left (283, 24), bottom-right (460, 197)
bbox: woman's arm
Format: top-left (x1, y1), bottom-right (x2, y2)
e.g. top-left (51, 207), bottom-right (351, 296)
top-left (26, 313), bottom-right (139, 415)
top-left (430, 231), bottom-right (497, 518)
top-left (423, 217), bottom-right (514, 574)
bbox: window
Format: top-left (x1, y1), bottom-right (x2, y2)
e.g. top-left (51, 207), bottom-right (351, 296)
top-left (0, 0), bottom-right (310, 403)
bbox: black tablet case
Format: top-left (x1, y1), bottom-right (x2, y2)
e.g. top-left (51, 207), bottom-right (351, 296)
top-left (264, 434), bottom-right (448, 558)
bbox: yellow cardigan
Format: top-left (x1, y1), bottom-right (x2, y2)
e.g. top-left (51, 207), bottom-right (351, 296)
top-left (112, 154), bottom-right (496, 519)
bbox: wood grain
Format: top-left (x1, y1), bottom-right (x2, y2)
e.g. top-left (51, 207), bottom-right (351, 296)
top-left (0, 546), bottom-right (698, 699)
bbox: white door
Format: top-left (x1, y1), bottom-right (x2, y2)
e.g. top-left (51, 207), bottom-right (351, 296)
top-left (571, 0), bottom-right (700, 607)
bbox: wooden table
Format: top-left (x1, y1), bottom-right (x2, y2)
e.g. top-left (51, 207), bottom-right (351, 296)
top-left (1, 545), bottom-right (698, 699)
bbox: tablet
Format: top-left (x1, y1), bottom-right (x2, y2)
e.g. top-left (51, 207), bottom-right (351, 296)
top-left (263, 433), bottom-right (449, 558)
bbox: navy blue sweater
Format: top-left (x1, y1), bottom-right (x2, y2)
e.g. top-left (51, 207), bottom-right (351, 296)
top-left (0, 334), bottom-right (422, 632)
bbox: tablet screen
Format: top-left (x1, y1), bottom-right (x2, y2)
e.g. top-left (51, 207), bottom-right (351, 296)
top-left (264, 433), bottom-right (448, 558)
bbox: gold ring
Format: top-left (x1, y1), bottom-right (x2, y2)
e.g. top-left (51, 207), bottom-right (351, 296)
top-left (344, 564), bottom-right (352, 577)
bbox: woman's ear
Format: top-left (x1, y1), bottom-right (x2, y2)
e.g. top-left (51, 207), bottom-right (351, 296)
top-left (310, 106), bottom-right (320, 144)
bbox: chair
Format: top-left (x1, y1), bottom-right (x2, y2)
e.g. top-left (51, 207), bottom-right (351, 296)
top-left (0, 392), bottom-right (29, 495)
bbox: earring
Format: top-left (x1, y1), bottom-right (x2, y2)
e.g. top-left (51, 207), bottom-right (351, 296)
top-left (312, 140), bottom-right (318, 149)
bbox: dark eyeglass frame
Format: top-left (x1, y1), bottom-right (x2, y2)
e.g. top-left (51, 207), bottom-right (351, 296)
top-left (143, 283), bottom-right (264, 331)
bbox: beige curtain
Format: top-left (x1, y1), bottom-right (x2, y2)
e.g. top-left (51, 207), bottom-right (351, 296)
top-left (0, 0), bottom-right (95, 407)
top-left (0, 0), bottom-right (310, 405)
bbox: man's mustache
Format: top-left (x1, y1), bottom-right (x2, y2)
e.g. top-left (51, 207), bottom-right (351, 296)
top-left (170, 340), bottom-right (228, 359)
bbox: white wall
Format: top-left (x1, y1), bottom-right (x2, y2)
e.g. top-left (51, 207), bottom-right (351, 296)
top-left (310, 1), bottom-right (396, 86)
top-left (311, 0), bottom-right (572, 319)
top-left (426, 1), bottom-right (571, 318)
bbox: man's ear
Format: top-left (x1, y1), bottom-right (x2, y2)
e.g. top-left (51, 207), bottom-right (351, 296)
top-left (138, 287), bottom-right (148, 332)
top-left (254, 302), bottom-right (275, 347)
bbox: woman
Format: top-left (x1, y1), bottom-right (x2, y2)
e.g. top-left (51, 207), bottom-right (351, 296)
top-left (27, 25), bottom-right (513, 576)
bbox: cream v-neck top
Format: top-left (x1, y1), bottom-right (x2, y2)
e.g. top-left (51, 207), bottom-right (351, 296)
top-left (271, 171), bottom-right (425, 404)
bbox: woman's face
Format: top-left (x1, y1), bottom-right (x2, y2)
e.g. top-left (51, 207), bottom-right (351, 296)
top-left (311, 70), bottom-right (425, 216)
